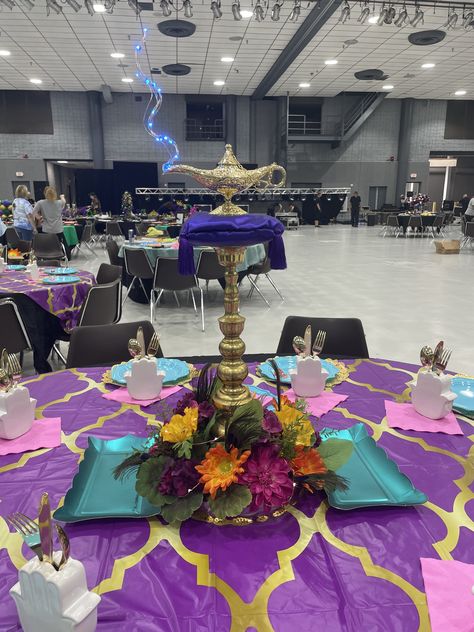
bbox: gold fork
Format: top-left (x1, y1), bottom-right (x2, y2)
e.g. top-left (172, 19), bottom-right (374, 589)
top-left (434, 348), bottom-right (452, 374)
top-left (8, 353), bottom-right (22, 380)
top-left (312, 330), bottom-right (327, 356)
top-left (6, 512), bottom-right (43, 560)
top-left (147, 332), bottom-right (161, 358)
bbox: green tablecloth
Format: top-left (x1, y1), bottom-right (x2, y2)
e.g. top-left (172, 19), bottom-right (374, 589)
top-left (63, 225), bottom-right (79, 246)
top-left (119, 242), bottom-right (265, 272)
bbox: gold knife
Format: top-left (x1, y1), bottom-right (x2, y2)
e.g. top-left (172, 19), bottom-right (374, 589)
top-left (38, 492), bottom-right (54, 566)
top-left (303, 325), bottom-right (312, 357)
top-left (137, 326), bottom-right (145, 358)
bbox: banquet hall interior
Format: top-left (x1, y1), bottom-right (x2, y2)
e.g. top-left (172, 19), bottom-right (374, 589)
top-left (0, 0), bottom-right (473, 630)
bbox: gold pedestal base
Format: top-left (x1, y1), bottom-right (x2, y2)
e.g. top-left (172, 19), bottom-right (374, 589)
top-left (212, 247), bottom-right (252, 410)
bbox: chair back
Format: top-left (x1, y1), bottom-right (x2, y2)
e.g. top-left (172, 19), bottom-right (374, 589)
top-left (123, 248), bottom-right (153, 279)
top-left (153, 257), bottom-right (197, 291)
top-left (407, 216), bottom-right (422, 229)
top-left (81, 223), bottom-right (94, 243)
top-left (276, 315), bottom-right (369, 358)
top-left (105, 221), bottom-right (123, 238)
top-left (5, 227), bottom-right (21, 247)
top-left (106, 239), bottom-right (121, 266)
top-left (136, 222), bottom-right (148, 236)
top-left (167, 225), bottom-right (181, 239)
top-left (0, 298), bottom-right (32, 353)
top-left (97, 262), bottom-right (122, 285)
top-left (387, 215), bottom-right (399, 227)
top-left (466, 222), bottom-right (474, 238)
top-left (37, 259), bottom-right (61, 267)
top-left (432, 215), bottom-right (444, 228)
top-left (32, 233), bottom-right (64, 259)
top-left (78, 279), bottom-right (121, 326)
top-left (66, 320), bottom-right (162, 368)
top-left (196, 250), bottom-right (225, 281)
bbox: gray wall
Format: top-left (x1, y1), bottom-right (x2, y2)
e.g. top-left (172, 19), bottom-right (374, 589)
top-left (0, 159), bottom-right (47, 199)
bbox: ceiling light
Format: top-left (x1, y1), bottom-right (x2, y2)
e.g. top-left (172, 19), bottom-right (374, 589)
top-left (377, 5), bottom-right (388, 24)
top-left (240, 8), bottom-right (253, 17)
top-left (0, 50), bottom-right (11, 57)
top-left (444, 7), bottom-right (458, 28)
top-left (325, 59), bottom-right (338, 65)
top-left (64, 0), bottom-right (81, 10)
top-left (421, 63), bottom-right (435, 68)
top-left (159, 0), bottom-right (172, 15)
top-left (210, 0), bottom-right (222, 18)
top-left (394, 5), bottom-right (408, 26)
top-left (455, 90), bottom-right (466, 96)
top-left (358, 2), bottom-right (370, 23)
top-left (383, 84), bottom-right (394, 90)
top-left (232, 1), bottom-right (242, 18)
top-left (368, 15), bottom-right (378, 23)
top-left (46, 0), bottom-right (63, 12)
top-left (57, 160), bottom-right (69, 164)
top-left (221, 56), bottom-right (234, 62)
top-left (30, 78), bottom-right (43, 84)
top-left (0, 0), bottom-right (14, 9)
top-left (93, 3), bottom-right (106, 11)
top-left (271, 1), bottom-right (282, 20)
top-left (462, 10), bottom-right (474, 27)
top-left (254, 0), bottom-right (264, 21)
top-left (299, 82), bottom-right (310, 88)
top-left (214, 80), bottom-right (225, 86)
top-left (339, 0), bottom-right (350, 22)
top-left (127, 0), bottom-right (141, 12)
top-left (17, 0), bottom-right (35, 9)
top-left (84, 0), bottom-right (95, 14)
top-left (410, 4), bottom-right (424, 27)
top-left (183, 0), bottom-right (193, 17)
top-left (384, 5), bottom-right (396, 24)
top-left (104, 0), bottom-right (116, 13)
top-left (122, 77), bottom-right (133, 83)
top-left (289, 0), bottom-right (301, 21)
top-left (111, 52), bottom-right (125, 59)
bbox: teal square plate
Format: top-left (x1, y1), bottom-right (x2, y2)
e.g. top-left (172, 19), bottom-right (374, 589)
top-left (111, 357), bottom-right (189, 386)
top-left (54, 435), bottom-right (159, 522)
top-left (6, 264), bottom-right (26, 271)
top-left (43, 267), bottom-right (77, 275)
top-left (321, 423), bottom-right (427, 510)
top-left (258, 355), bottom-right (339, 385)
top-left (451, 376), bottom-right (474, 418)
top-left (43, 275), bottom-right (81, 284)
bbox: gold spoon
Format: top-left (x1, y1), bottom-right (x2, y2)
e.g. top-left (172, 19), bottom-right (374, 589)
top-left (128, 338), bottom-right (142, 360)
top-left (292, 336), bottom-right (306, 356)
top-left (420, 345), bottom-right (434, 371)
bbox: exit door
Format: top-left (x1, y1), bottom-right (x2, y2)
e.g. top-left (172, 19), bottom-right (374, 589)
top-left (405, 181), bottom-right (420, 197)
top-left (368, 186), bottom-right (387, 210)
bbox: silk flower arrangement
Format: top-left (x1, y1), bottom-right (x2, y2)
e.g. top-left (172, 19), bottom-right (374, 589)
top-left (115, 364), bottom-right (353, 523)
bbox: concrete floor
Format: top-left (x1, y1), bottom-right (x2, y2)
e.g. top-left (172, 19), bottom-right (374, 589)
top-left (61, 223), bottom-right (473, 375)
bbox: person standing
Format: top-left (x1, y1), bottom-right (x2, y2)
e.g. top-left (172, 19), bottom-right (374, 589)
top-left (12, 185), bottom-right (36, 241)
top-left (350, 191), bottom-right (361, 227)
top-left (464, 196), bottom-right (474, 221)
top-left (459, 194), bottom-right (470, 216)
top-left (314, 191), bottom-right (322, 228)
top-left (33, 186), bottom-right (70, 259)
top-left (89, 192), bottom-right (102, 214)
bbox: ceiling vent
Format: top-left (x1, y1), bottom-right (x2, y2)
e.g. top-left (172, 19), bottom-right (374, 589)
top-left (354, 69), bottom-right (388, 81)
top-left (408, 30), bottom-right (446, 45)
top-left (162, 63), bottom-right (191, 76)
top-left (158, 20), bottom-right (196, 37)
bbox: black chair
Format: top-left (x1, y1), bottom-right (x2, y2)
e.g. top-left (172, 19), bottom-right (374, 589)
top-left (0, 298), bottom-right (32, 365)
top-left (380, 215), bottom-right (401, 237)
top-left (37, 259), bottom-right (61, 267)
top-left (406, 215), bottom-right (422, 237)
top-left (105, 221), bottom-right (123, 241)
top-left (66, 320), bottom-right (162, 369)
top-left (79, 278), bottom-right (122, 326)
top-left (135, 222), bottom-right (148, 236)
top-left (96, 262), bottom-right (122, 285)
top-left (151, 257), bottom-right (204, 330)
top-left (246, 243), bottom-right (283, 304)
top-left (106, 238), bottom-right (121, 267)
top-left (276, 316), bottom-right (369, 358)
top-left (75, 223), bottom-right (96, 256)
top-left (5, 227), bottom-right (22, 247)
top-left (123, 248), bottom-right (154, 303)
top-left (461, 222), bottom-right (474, 249)
top-left (32, 233), bottom-right (65, 261)
top-left (167, 225), bottom-right (181, 239)
top-left (195, 250), bottom-right (225, 291)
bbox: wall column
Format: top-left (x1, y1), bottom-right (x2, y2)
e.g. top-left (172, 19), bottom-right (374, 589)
top-left (87, 91), bottom-right (105, 169)
top-left (395, 98), bottom-right (414, 203)
top-left (225, 95), bottom-right (237, 154)
top-left (276, 95), bottom-right (288, 169)
top-left (249, 99), bottom-right (257, 164)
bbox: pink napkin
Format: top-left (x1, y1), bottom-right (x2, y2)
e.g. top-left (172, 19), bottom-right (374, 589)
top-left (385, 400), bottom-right (463, 435)
top-left (285, 389), bottom-right (348, 418)
top-left (0, 417), bottom-right (61, 456)
top-left (421, 558), bottom-right (474, 632)
top-left (102, 385), bottom-right (182, 407)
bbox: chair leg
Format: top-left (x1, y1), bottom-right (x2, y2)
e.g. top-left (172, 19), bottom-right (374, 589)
top-left (122, 277), bottom-right (136, 304)
top-left (139, 278), bottom-right (150, 301)
top-left (53, 343), bottom-right (67, 365)
top-left (265, 273), bottom-right (284, 300)
top-left (247, 276), bottom-right (270, 307)
top-left (150, 289), bottom-right (154, 322)
top-left (190, 288), bottom-right (197, 314)
top-left (173, 291), bottom-right (181, 308)
top-left (199, 287), bottom-right (205, 331)
top-left (247, 274), bottom-right (259, 299)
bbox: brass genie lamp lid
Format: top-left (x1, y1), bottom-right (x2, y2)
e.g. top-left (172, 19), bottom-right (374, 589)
top-left (166, 144), bottom-right (286, 215)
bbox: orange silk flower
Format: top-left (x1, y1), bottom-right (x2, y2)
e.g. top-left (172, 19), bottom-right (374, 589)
top-left (195, 444), bottom-right (250, 499)
top-left (291, 445), bottom-right (327, 477)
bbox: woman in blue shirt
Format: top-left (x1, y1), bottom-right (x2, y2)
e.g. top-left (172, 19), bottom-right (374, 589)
top-left (13, 185), bottom-right (36, 241)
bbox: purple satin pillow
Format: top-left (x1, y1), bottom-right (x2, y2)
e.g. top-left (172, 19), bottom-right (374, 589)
top-left (178, 213), bottom-right (287, 275)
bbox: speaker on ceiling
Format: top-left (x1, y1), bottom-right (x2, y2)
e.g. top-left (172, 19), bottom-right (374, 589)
top-left (101, 84), bottom-right (113, 104)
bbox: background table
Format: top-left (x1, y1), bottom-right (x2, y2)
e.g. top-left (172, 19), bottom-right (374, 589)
top-left (0, 358), bottom-right (471, 630)
top-left (119, 242), bottom-right (266, 273)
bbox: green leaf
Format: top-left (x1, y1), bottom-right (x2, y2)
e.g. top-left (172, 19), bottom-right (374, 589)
top-left (208, 485), bottom-right (252, 519)
top-left (317, 439), bottom-right (353, 471)
top-left (229, 400), bottom-right (263, 425)
top-left (161, 492), bottom-right (203, 523)
top-left (135, 456), bottom-right (171, 506)
top-left (174, 439), bottom-right (193, 459)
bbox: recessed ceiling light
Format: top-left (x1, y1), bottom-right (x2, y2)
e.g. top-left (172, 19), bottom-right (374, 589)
top-left (111, 52), bottom-right (125, 59)
top-left (455, 90), bottom-right (466, 96)
top-left (368, 15), bottom-right (378, 23)
top-left (30, 78), bottom-right (42, 85)
top-left (325, 59), bottom-right (338, 65)
top-left (299, 82), bottom-right (311, 88)
top-left (0, 50), bottom-right (11, 57)
top-left (213, 80), bottom-right (225, 86)
top-left (57, 160), bottom-right (69, 164)
top-left (122, 77), bottom-right (133, 83)
top-left (221, 56), bottom-right (234, 63)
top-left (383, 84), bottom-right (394, 90)
top-left (93, 3), bottom-right (106, 11)
top-left (421, 63), bottom-right (435, 68)
top-left (240, 9), bottom-right (253, 17)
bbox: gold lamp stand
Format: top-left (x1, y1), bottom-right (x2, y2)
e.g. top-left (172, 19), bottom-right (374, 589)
top-left (166, 144), bottom-right (286, 409)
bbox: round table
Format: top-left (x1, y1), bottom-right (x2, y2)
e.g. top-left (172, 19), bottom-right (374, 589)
top-left (0, 358), bottom-right (471, 630)
top-left (119, 241), bottom-right (266, 273)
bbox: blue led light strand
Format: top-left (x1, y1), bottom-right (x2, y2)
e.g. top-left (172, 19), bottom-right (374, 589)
top-left (135, 28), bottom-right (180, 172)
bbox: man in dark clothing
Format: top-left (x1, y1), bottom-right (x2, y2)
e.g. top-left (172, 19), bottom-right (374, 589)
top-left (459, 194), bottom-right (470, 215)
top-left (350, 191), bottom-right (361, 227)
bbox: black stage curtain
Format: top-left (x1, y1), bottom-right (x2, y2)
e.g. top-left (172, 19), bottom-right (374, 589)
top-left (302, 195), bottom-right (346, 225)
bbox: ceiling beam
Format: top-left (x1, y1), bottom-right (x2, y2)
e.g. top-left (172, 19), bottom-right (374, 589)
top-left (252, 0), bottom-right (343, 100)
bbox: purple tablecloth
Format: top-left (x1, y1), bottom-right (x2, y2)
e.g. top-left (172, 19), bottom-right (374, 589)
top-left (0, 269), bottom-right (95, 331)
top-left (0, 359), bottom-right (472, 631)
